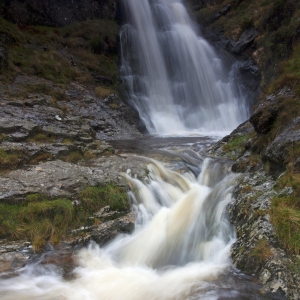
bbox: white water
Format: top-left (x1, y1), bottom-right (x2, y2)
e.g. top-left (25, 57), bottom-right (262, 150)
top-left (0, 158), bottom-right (241, 300)
top-left (120, 0), bottom-right (249, 135)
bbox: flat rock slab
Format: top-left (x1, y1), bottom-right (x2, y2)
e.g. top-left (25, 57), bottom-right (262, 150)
top-left (0, 155), bottom-right (150, 203)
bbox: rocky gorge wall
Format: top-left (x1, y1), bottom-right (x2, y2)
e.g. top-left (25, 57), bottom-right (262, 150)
top-left (186, 0), bottom-right (300, 298)
top-left (1, 0), bottom-right (300, 298)
top-left (0, 0), bottom-right (117, 26)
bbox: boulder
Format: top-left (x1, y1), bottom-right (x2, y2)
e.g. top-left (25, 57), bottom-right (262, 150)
top-left (250, 88), bottom-right (295, 134)
top-left (263, 117), bottom-right (300, 167)
top-left (231, 28), bottom-right (259, 54)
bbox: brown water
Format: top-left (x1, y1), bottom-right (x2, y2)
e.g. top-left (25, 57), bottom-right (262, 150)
top-left (0, 136), bottom-right (285, 300)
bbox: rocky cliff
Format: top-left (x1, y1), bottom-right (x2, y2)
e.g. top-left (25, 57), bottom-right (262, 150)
top-left (186, 0), bottom-right (300, 298)
top-left (0, 0), bottom-right (117, 27)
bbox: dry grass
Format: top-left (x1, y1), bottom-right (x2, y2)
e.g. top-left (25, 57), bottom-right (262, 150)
top-left (0, 149), bottom-right (19, 169)
top-left (62, 151), bottom-right (83, 163)
top-left (0, 17), bottom-right (119, 86)
top-left (27, 133), bottom-right (54, 143)
top-left (270, 172), bottom-right (300, 255)
top-left (249, 239), bottom-right (273, 264)
top-left (95, 86), bottom-right (114, 99)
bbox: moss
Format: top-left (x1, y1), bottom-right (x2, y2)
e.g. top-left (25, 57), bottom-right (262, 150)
top-left (27, 133), bottom-right (55, 143)
top-left (268, 44), bottom-right (300, 96)
top-left (0, 17), bottom-right (119, 86)
top-left (79, 185), bottom-right (130, 212)
top-left (95, 86), bottom-right (115, 99)
top-left (249, 239), bottom-right (273, 265)
top-left (222, 134), bottom-right (249, 159)
top-left (83, 151), bottom-right (96, 160)
top-left (270, 195), bottom-right (300, 255)
top-left (0, 149), bottom-right (19, 169)
top-left (0, 198), bottom-right (73, 251)
top-left (270, 172), bottom-right (300, 255)
top-left (30, 152), bottom-right (53, 164)
top-left (0, 184), bottom-right (129, 251)
top-left (61, 151), bottom-right (83, 163)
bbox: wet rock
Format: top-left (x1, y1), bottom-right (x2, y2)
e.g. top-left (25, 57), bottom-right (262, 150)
top-left (66, 213), bottom-right (135, 247)
top-left (94, 205), bottom-right (124, 221)
top-left (228, 169), bottom-right (300, 299)
top-left (0, 45), bottom-right (8, 70)
top-left (263, 117), bottom-right (300, 167)
top-left (91, 213), bottom-right (135, 245)
top-left (214, 4), bottom-right (231, 20)
top-left (0, 240), bottom-right (31, 272)
top-left (231, 28), bottom-right (259, 54)
top-left (250, 87), bottom-right (295, 134)
top-left (91, 74), bottom-right (113, 85)
top-left (233, 60), bottom-right (261, 97)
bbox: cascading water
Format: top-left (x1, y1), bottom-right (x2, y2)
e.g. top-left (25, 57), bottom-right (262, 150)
top-left (120, 0), bottom-right (249, 135)
top-left (0, 156), bottom-right (249, 300)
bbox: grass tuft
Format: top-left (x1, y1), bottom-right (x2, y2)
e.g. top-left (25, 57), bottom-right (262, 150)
top-left (249, 239), bottom-right (273, 265)
top-left (0, 149), bottom-right (19, 169)
top-left (0, 185), bottom-right (129, 251)
top-left (79, 185), bottom-right (130, 212)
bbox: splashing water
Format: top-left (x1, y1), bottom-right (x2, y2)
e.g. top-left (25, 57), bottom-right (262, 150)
top-left (120, 0), bottom-right (249, 135)
top-left (0, 158), bottom-right (244, 300)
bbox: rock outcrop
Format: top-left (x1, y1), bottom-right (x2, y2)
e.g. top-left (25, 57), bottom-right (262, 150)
top-left (0, 0), bottom-right (117, 27)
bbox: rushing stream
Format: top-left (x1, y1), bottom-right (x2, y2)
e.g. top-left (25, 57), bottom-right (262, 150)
top-left (0, 137), bottom-right (276, 299)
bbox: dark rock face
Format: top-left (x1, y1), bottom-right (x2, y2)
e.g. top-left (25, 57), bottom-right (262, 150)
top-left (250, 88), bottom-right (295, 134)
top-left (230, 28), bottom-right (259, 55)
top-left (0, 0), bottom-right (117, 27)
top-left (264, 117), bottom-right (300, 168)
top-left (208, 131), bottom-right (300, 299)
top-left (228, 170), bottom-right (300, 299)
top-left (0, 45), bottom-right (8, 70)
top-left (189, 0), bottom-right (217, 11)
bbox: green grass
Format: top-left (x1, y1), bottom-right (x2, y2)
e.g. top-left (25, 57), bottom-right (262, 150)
top-left (270, 172), bottom-right (300, 255)
top-left (61, 151), bottom-right (83, 163)
top-left (222, 134), bottom-right (249, 152)
top-left (0, 198), bottom-right (74, 251)
top-left (0, 149), bottom-right (19, 169)
top-left (221, 134), bottom-right (249, 160)
top-left (79, 185), bottom-right (130, 212)
top-left (248, 239), bottom-right (273, 264)
top-left (0, 17), bottom-right (119, 86)
top-left (27, 133), bottom-right (55, 143)
top-left (0, 185), bottom-right (130, 251)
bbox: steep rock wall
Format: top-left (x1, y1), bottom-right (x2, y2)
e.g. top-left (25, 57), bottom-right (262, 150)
top-left (0, 0), bottom-right (117, 27)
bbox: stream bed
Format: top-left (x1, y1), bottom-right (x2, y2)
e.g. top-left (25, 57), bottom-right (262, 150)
top-left (0, 136), bottom-right (282, 300)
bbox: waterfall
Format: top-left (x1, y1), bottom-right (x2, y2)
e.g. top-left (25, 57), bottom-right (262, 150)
top-left (0, 158), bottom-right (243, 300)
top-left (120, 0), bottom-right (249, 135)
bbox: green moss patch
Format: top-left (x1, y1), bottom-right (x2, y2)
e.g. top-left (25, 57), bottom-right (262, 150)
top-left (0, 149), bottom-right (19, 169)
top-left (270, 172), bottom-right (300, 255)
top-left (0, 17), bottom-right (119, 86)
top-left (79, 185), bottom-right (130, 212)
top-left (0, 185), bottom-right (130, 251)
top-left (249, 239), bottom-right (273, 265)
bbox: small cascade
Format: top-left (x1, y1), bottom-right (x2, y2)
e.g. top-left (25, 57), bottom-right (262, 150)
top-left (0, 157), bottom-right (245, 300)
top-left (120, 0), bottom-right (249, 135)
